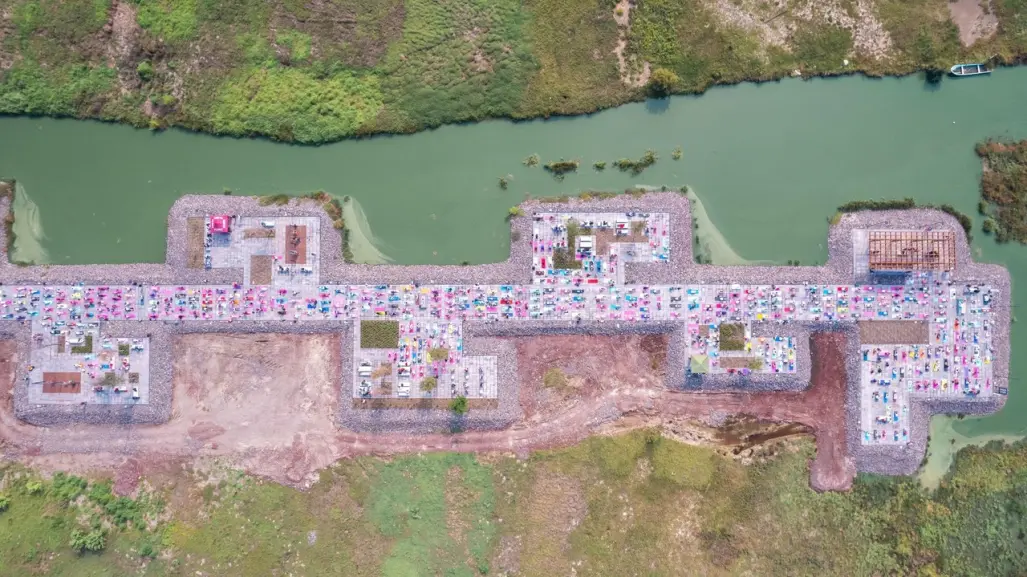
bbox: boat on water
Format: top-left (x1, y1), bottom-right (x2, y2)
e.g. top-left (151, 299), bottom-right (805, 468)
top-left (949, 63), bottom-right (991, 77)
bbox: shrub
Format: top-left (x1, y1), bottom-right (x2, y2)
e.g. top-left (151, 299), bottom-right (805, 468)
top-left (420, 377), bottom-right (437, 392)
top-left (118, 343), bottom-right (130, 356)
top-left (647, 68), bottom-right (679, 97)
top-left (837, 198), bottom-right (915, 212)
top-left (428, 347), bottom-right (449, 361)
top-left (523, 154), bottom-right (540, 167)
top-left (498, 177), bottom-right (509, 190)
top-left (614, 150), bottom-right (658, 175)
top-left (136, 61), bottom-right (154, 82)
top-left (594, 161), bottom-right (607, 171)
top-left (450, 395), bottom-right (469, 415)
top-left (0, 493), bottom-right (10, 513)
top-left (672, 146), bottom-right (682, 160)
top-left (70, 529), bottom-right (105, 553)
top-left (258, 194), bottom-right (290, 206)
top-left (507, 206), bottom-right (525, 219)
top-left (543, 159), bottom-right (579, 177)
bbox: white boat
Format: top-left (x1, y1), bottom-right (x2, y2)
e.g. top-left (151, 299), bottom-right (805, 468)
top-left (949, 63), bottom-right (990, 77)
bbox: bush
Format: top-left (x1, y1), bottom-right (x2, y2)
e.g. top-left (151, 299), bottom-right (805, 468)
top-left (428, 347), bottom-right (449, 361)
top-left (594, 161), bottom-right (607, 170)
top-left (450, 395), bottom-right (469, 415)
top-left (507, 206), bottom-right (525, 220)
top-left (136, 61), bottom-right (154, 82)
top-left (837, 198), bottom-right (916, 212)
top-left (420, 377), bottom-right (438, 392)
top-left (543, 159), bottom-right (579, 177)
top-left (118, 343), bottom-right (130, 356)
top-left (647, 68), bottom-right (679, 97)
top-left (258, 194), bottom-right (290, 206)
top-left (614, 150), bottom-right (658, 175)
top-left (0, 493), bottom-right (10, 513)
top-left (70, 529), bottom-right (106, 553)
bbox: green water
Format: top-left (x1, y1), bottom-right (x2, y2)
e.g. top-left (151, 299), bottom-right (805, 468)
top-left (2, 69), bottom-right (1027, 473)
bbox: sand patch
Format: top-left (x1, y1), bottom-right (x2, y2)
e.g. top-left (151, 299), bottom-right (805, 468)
top-left (948, 0), bottom-right (998, 46)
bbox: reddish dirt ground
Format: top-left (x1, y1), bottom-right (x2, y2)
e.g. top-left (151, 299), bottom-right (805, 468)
top-left (517, 334), bottom-right (666, 422)
top-left (0, 332), bottom-right (856, 492)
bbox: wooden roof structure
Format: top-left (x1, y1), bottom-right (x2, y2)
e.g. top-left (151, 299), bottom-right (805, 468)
top-left (868, 230), bottom-right (956, 272)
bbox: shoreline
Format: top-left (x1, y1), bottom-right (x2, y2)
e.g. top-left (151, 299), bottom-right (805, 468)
top-left (3, 63), bottom-right (1025, 147)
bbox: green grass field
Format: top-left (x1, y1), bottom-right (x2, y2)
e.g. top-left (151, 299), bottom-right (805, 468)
top-left (4, 433), bottom-right (1027, 576)
top-left (0, 0), bottom-right (1025, 142)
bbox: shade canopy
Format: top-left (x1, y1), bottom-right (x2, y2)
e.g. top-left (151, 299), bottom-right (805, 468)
top-left (210, 215), bottom-right (231, 234)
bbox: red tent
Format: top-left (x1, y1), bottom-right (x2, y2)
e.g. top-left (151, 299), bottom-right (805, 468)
top-left (210, 215), bottom-right (231, 234)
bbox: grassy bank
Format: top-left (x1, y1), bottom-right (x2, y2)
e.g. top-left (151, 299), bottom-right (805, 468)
top-left (4, 433), bottom-right (1027, 575)
top-left (0, 0), bottom-right (1025, 143)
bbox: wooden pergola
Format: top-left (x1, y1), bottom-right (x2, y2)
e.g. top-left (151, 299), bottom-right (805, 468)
top-left (868, 230), bottom-right (956, 272)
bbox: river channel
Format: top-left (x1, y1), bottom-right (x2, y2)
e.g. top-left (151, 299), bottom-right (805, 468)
top-left (2, 69), bottom-right (1027, 482)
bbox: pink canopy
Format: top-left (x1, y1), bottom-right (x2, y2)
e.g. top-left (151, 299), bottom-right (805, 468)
top-left (210, 215), bottom-right (231, 234)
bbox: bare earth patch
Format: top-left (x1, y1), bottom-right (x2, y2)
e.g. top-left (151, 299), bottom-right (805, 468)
top-left (105, 0), bottom-right (143, 94)
top-left (172, 333), bottom-right (342, 485)
top-left (186, 218), bottom-right (204, 269)
top-left (948, 0), bottom-right (998, 47)
top-left (516, 334), bottom-right (666, 423)
top-left (612, 0), bottom-right (651, 87)
top-left (708, 0), bottom-right (893, 60)
top-left (0, 8), bottom-right (18, 71)
top-left (0, 331), bottom-right (855, 493)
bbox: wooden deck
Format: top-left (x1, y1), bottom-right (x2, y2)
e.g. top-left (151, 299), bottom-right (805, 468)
top-left (868, 230), bottom-right (956, 272)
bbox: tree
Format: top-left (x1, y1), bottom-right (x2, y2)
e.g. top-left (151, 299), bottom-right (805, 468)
top-left (420, 377), bottom-right (437, 392)
top-left (450, 395), bottom-right (468, 415)
top-left (647, 68), bottom-right (679, 97)
top-left (0, 493), bottom-right (10, 513)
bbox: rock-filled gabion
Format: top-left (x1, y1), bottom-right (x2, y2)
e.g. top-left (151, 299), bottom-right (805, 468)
top-left (0, 192), bottom-right (1010, 477)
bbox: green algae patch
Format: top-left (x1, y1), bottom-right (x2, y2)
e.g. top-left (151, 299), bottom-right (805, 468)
top-left (211, 68), bottom-right (383, 142)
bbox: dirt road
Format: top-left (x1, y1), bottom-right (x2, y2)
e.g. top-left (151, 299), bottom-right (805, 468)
top-left (0, 333), bottom-right (855, 491)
